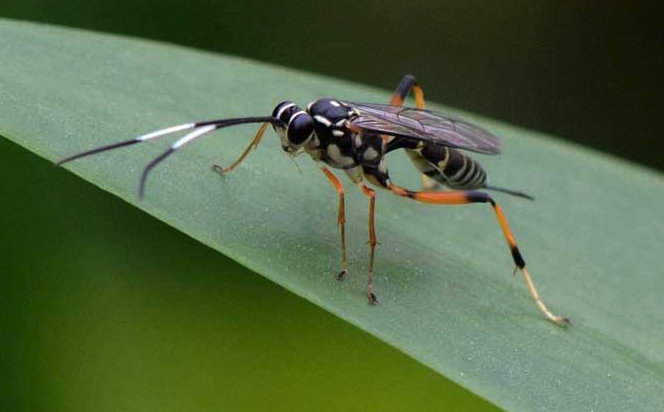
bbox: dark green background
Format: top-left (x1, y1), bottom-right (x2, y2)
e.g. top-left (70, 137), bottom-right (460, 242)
top-left (0, 2), bottom-right (660, 411)
top-left (1, 0), bottom-right (661, 170)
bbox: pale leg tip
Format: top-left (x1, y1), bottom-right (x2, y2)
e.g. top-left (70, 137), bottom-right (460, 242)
top-left (550, 315), bottom-right (572, 327)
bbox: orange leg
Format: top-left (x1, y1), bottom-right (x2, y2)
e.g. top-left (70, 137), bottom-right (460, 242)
top-left (322, 168), bottom-right (348, 280)
top-left (359, 183), bottom-right (379, 304)
top-left (212, 122), bottom-right (269, 174)
top-left (390, 74), bottom-right (425, 109)
top-left (388, 184), bottom-right (570, 326)
top-left (390, 75), bottom-right (437, 188)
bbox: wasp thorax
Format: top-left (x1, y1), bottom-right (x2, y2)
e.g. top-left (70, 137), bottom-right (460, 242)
top-left (307, 98), bottom-right (355, 125)
top-left (272, 101), bottom-right (315, 153)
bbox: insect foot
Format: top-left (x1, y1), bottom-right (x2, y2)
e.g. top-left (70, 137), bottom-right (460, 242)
top-left (337, 269), bottom-right (348, 281)
top-left (211, 164), bottom-right (228, 174)
top-left (367, 287), bottom-right (378, 305)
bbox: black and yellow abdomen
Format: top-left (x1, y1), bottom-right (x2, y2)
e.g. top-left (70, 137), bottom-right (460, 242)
top-left (405, 144), bottom-right (487, 190)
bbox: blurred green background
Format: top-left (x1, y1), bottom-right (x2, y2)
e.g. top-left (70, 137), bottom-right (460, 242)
top-left (1, 0), bottom-right (661, 170)
top-left (0, 1), bottom-right (660, 411)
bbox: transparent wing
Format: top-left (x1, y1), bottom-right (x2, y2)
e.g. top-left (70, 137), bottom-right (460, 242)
top-left (347, 102), bottom-right (501, 155)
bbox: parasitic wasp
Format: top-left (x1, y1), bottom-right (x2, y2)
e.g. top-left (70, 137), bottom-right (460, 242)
top-left (57, 75), bottom-right (570, 326)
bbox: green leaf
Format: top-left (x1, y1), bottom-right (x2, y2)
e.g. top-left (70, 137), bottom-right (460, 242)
top-left (0, 136), bottom-right (498, 412)
top-left (2, 19), bottom-right (663, 412)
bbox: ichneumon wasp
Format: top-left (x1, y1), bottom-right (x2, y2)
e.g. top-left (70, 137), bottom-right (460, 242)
top-left (57, 74), bottom-right (570, 326)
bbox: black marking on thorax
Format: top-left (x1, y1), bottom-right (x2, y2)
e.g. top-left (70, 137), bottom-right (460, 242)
top-left (305, 99), bottom-right (388, 174)
top-left (306, 98), bottom-right (364, 169)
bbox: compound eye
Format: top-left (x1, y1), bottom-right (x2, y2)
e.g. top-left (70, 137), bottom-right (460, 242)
top-left (272, 101), bottom-right (296, 124)
top-left (287, 113), bottom-right (315, 145)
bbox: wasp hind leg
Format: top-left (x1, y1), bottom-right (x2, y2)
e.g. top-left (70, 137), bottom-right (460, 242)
top-left (385, 183), bottom-right (570, 326)
top-left (389, 75), bottom-right (438, 189)
top-left (390, 74), bottom-right (426, 108)
top-left (211, 122), bottom-right (269, 174)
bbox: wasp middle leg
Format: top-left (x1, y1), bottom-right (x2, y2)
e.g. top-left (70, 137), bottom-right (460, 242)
top-left (358, 182), bottom-right (379, 304)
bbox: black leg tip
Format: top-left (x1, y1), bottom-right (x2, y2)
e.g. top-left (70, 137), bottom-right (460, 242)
top-left (551, 316), bottom-right (572, 328)
top-left (368, 293), bottom-right (378, 305)
top-left (337, 270), bottom-right (348, 281)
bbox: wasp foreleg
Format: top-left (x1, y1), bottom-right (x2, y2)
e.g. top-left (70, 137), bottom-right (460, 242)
top-left (212, 122), bottom-right (269, 174)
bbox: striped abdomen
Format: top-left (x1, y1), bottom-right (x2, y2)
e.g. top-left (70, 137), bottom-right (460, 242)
top-left (406, 144), bottom-right (487, 190)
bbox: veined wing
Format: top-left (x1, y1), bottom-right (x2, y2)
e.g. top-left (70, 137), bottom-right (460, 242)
top-left (347, 102), bottom-right (501, 155)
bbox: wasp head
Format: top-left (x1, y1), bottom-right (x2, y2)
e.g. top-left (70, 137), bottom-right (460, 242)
top-left (272, 101), bottom-right (315, 155)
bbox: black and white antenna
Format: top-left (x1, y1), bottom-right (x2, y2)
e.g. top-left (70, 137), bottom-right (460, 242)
top-left (56, 116), bottom-right (279, 198)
